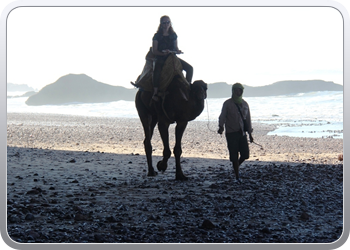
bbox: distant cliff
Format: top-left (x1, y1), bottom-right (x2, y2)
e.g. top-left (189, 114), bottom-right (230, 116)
top-left (25, 74), bottom-right (137, 106)
top-left (7, 82), bottom-right (35, 92)
top-left (24, 74), bottom-right (343, 106)
top-left (207, 80), bottom-right (343, 98)
top-left (8, 91), bottom-right (37, 98)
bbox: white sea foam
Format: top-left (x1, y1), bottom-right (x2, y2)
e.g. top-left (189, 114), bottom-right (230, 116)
top-left (6, 91), bottom-right (343, 138)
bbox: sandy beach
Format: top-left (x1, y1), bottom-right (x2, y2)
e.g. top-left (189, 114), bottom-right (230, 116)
top-left (6, 113), bottom-right (343, 243)
top-left (7, 113), bottom-right (343, 164)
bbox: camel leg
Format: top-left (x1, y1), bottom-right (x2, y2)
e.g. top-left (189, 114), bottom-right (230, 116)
top-left (141, 114), bottom-right (158, 176)
top-left (157, 120), bottom-right (171, 173)
top-left (174, 121), bottom-right (188, 181)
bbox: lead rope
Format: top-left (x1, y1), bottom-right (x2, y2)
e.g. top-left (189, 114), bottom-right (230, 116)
top-left (206, 99), bottom-right (218, 133)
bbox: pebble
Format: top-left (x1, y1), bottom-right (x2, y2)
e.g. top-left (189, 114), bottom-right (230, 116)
top-left (300, 212), bottom-right (311, 221)
top-left (201, 219), bottom-right (215, 229)
top-left (25, 213), bottom-right (35, 221)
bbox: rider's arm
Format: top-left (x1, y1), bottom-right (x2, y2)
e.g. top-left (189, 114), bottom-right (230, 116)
top-left (152, 40), bottom-right (169, 56)
top-left (174, 39), bottom-right (182, 54)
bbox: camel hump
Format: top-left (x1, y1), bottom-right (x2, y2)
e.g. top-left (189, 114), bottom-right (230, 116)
top-left (158, 54), bottom-right (184, 91)
top-left (132, 53), bottom-right (190, 92)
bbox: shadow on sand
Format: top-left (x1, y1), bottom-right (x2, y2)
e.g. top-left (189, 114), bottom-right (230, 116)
top-left (6, 146), bottom-right (343, 243)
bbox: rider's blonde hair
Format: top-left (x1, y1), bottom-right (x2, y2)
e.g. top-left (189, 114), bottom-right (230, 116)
top-left (156, 15), bottom-right (175, 34)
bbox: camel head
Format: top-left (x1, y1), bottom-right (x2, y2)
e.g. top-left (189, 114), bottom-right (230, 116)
top-left (191, 80), bottom-right (208, 101)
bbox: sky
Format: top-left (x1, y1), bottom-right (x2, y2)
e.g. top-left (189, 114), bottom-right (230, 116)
top-left (5, 5), bottom-right (344, 91)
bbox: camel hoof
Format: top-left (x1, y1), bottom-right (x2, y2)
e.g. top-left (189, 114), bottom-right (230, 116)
top-left (147, 170), bottom-right (158, 177)
top-left (157, 161), bottom-right (168, 172)
top-left (176, 174), bottom-right (188, 181)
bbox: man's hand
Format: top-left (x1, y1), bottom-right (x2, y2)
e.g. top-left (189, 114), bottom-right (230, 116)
top-left (218, 126), bottom-right (224, 135)
top-left (249, 134), bottom-right (254, 143)
top-left (162, 49), bottom-right (170, 55)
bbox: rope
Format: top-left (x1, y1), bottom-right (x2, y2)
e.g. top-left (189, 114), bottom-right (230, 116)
top-left (205, 99), bottom-right (217, 133)
top-left (251, 141), bottom-right (264, 150)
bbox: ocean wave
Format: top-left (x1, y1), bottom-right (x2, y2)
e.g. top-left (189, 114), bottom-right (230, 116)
top-left (7, 91), bottom-right (343, 138)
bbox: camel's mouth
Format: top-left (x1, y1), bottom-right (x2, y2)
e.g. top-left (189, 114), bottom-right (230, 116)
top-left (195, 87), bottom-right (207, 100)
top-left (199, 89), bottom-right (207, 100)
top-left (191, 80), bottom-right (208, 100)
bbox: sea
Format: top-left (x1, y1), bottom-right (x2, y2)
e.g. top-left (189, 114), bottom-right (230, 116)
top-left (7, 91), bottom-right (343, 139)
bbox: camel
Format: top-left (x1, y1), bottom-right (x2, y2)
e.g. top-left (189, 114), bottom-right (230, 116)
top-left (134, 77), bottom-right (208, 180)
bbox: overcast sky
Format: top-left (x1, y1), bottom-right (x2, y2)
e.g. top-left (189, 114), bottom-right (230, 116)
top-left (6, 6), bottom-right (343, 90)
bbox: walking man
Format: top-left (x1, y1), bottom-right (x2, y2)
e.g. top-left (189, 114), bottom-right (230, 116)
top-left (218, 83), bottom-right (253, 182)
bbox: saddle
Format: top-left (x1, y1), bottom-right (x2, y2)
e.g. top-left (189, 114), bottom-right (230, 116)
top-left (132, 50), bottom-right (190, 93)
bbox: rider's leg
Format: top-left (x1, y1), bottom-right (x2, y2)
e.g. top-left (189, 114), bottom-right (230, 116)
top-left (178, 58), bottom-right (193, 84)
top-left (152, 60), bottom-right (162, 101)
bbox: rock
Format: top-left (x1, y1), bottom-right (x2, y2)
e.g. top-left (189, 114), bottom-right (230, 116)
top-left (106, 216), bottom-right (118, 223)
top-left (300, 212), bottom-right (310, 221)
top-left (27, 230), bottom-right (40, 240)
top-left (338, 154), bottom-right (343, 161)
top-left (25, 213), bottom-right (35, 221)
top-left (74, 214), bottom-right (86, 221)
top-left (201, 219), bottom-right (215, 229)
top-left (64, 214), bottom-right (73, 220)
top-left (26, 188), bottom-right (42, 195)
top-left (261, 227), bottom-right (272, 234)
top-left (94, 234), bottom-right (105, 243)
top-left (8, 214), bottom-right (21, 223)
top-left (73, 206), bottom-right (83, 212)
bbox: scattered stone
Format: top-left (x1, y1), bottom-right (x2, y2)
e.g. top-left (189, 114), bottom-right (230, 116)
top-left (94, 234), bottom-right (105, 243)
top-left (74, 214), bottom-right (86, 221)
top-left (26, 188), bottom-right (42, 195)
top-left (106, 216), bottom-right (118, 223)
top-left (25, 213), bottom-right (35, 221)
top-left (27, 230), bottom-right (40, 240)
top-left (300, 212), bottom-right (311, 221)
top-left (209, 184), bottom-right (219, 189)
top-left (8, 215), bottom-right (20, 223)
top-left (261, 227), bottom-right (272, 234)
top-left (338, 154), bottom-right (343, 161)
top-left (201, 219), bottom-right (215, 229)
